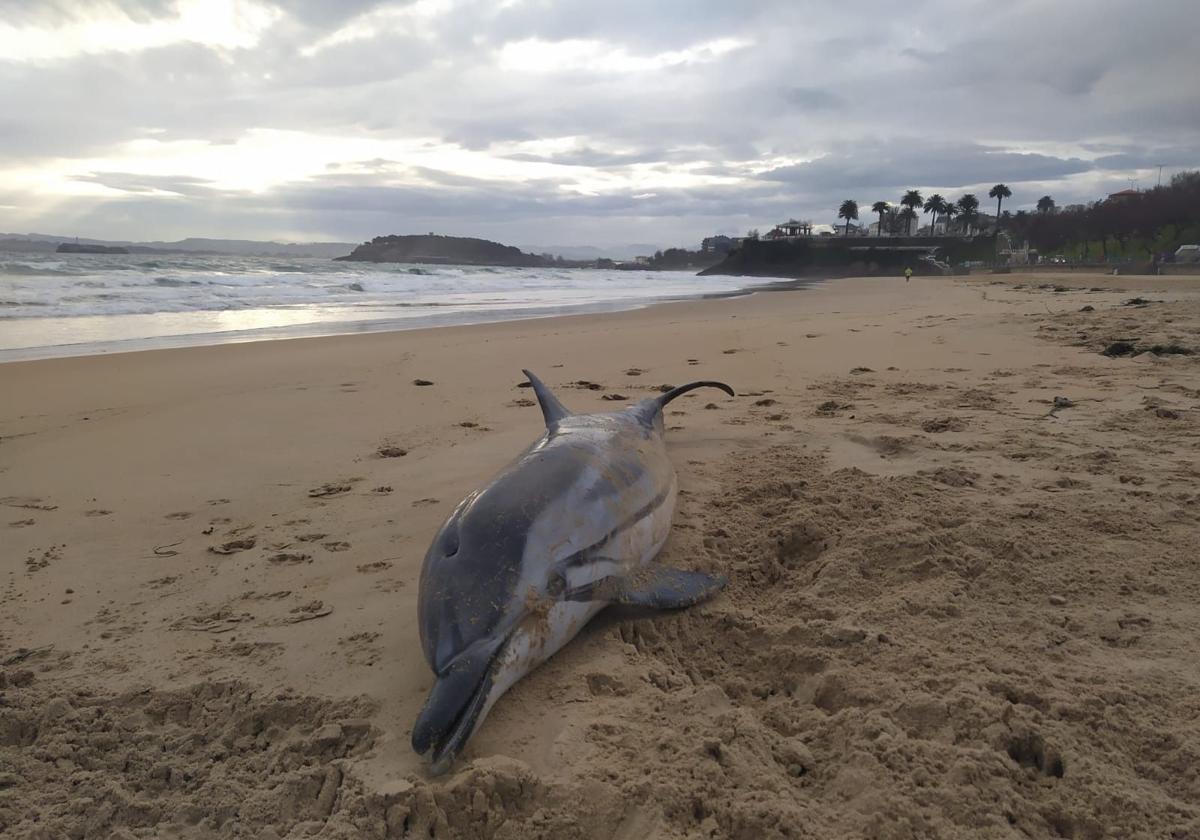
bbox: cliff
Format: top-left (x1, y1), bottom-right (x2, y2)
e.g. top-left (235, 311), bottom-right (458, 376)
top-left (700, 235), bottom-right (997, 278)
top-left (334, 234), bottom-right (550, 266)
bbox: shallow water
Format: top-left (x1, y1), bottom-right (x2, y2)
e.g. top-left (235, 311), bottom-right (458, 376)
top-left (0, 252), bottom-right (750, 361)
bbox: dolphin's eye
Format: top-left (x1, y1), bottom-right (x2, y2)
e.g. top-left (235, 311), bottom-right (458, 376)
top-left (546, 572), bottom-right (566, 597)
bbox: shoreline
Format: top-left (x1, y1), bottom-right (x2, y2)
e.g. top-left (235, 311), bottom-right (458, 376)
top-left (0, 273), bottom-right (821, 364)
top-left (3, 271), bottom-right (1199, 837)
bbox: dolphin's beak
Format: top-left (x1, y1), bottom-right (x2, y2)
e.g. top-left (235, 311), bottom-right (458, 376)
top-left (426, 666), bottom-right (494, 774)
top-left (412, 637), bottom-right (503, 775)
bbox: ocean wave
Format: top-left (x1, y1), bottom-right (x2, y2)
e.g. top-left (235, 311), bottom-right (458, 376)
top-left (154, 277), bottom-right (203, 287)
top-left (0, 254), bottom-right (748, 336)
top-left (1, 262), bottom-right (75, 277)
top-left (0, 299), bottom-right (50, 307)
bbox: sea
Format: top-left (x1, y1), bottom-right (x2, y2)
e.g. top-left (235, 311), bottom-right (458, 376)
top-left (0, 252), bottom-right (759, 362)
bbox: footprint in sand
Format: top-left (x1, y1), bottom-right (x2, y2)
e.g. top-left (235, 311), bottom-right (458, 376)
top-left (9, 519), bottom-right (36, 528)
top-left (339, 631), bottom-right (382, 667)
top-left (376, 446), bottom-right (408, 458)
top-left (921, 417), bottom-right (968, 433)
top-left (84, 509), bottom-right (112, 517)
top-left (296, 532), bottom-right (327, 542)
top-left (357, 560), bottom-right (392, 573)
top-left (601, 394), bottom-right (629, 401)
top-left (413, 379), bottom-right (435, 386)
top-left (847, 434), bottom-right (915, 458)
top-left (267, 552), bottom-right (312, 565)
top-left (510, 398), bottom-right (536, 407)
top-left (209, 537), bottom-right (256, 555)
top-left (722, 349), bottom-right (740, 355)
top-left (2, 496), bottom-right (57, 511)
top-left (323, 541), bottom-right (351, 552)
top-left (412, 498), bottom-right (439, 507)
top-left (165, 511), bottom-right (192, 520)
top-left (274, 600), bottom-right (332, 624)
top-left (371, 486), bottom-right (394, 494)
top-left (815, 401), bottom-right (852, 416)
top-left (308, 481), bottom-right (357, 498)
top-left (624, 368), bottom-right (644, 376)
top-left (687, 359), bottom-right (700, 365)
top-left (207, 498), bottom-right (230, 506)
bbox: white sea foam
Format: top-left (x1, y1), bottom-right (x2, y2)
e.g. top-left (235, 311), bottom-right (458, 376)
top-left (0, 251), bottom-right (752, 360)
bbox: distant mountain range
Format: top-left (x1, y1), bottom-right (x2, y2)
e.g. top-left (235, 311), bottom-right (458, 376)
top-left (0, 233), bottom-right (355, 258)
top-left (0, 233), bottom-right (670, 261)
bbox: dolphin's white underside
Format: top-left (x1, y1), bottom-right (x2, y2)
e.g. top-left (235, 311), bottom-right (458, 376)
top-left (474, 471), bottom-right (679, 737)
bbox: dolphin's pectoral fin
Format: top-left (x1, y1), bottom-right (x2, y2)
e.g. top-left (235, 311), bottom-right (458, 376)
top-left (564, 563), bottom-right (728, 609)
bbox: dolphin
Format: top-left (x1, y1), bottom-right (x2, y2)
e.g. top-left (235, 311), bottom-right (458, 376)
top-left (411, 370), bottom-right (733, 773)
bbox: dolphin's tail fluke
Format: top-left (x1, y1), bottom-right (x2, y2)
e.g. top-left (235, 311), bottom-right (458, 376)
top-left (522, 369), bottom-right (572, 429)
top-left (632, 380), bottom-right (735, 425)
top-left (655, 380), bottom-right (735, 407)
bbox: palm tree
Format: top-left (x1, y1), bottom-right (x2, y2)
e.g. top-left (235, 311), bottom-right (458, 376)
top-left (989, 184), bottom-right (1012, 229)
top-left (1036, 195), bottom-right (1055, 214)
top-left (957, 193), bottom-right (980, 234)
top-left (923, 194), bottom-right (946, 235)
top-left (871, 201), bottom-right (889, 236)
top-left (838, 199), bottom-right (859, 236)
top-left (900, 190), bottom-right (923, 235)
top-left (898, 206), bottom-right (917, 237)
top-left (942, 201), bottom-right (959, 235)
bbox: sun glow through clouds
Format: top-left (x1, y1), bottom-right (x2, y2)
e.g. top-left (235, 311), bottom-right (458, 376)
top-left (0, 0), bottom-right (280, 62)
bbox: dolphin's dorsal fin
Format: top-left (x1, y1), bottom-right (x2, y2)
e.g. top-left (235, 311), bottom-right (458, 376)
top-left (522, 369), bottom-right (571, 428)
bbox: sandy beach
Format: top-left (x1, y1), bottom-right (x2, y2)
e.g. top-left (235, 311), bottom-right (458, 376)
top-left (2, 271), bottom-right (1199, 838)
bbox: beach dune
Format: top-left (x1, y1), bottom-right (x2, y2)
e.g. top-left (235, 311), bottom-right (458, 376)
top-left (2, 272), bottom-right (1199, 838)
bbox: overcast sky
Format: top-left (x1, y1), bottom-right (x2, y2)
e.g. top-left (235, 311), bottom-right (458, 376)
top-left (1, 0), bottom-right (1197, 248)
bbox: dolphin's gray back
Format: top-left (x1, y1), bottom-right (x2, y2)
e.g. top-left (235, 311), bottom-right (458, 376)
top-left (417, 410), bottom-right (670, 673)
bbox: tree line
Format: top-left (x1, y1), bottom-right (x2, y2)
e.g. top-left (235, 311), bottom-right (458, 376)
top-left (1000, 171), bottom-right (1200, 261)
top-left (836, 184), bottom-right (1012, 237)
top-left (830, 171), bottom-right (1200, 261)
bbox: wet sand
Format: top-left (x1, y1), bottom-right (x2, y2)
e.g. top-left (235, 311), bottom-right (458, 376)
top-left (2, 272), bottom-right (1199, 838)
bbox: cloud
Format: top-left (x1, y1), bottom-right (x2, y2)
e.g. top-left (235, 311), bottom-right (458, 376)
top-left (71, 171), bottom-right (225, 197)
top-left (0, 0), bottom-right (1196, 245)
top-left (780, 87), bottom-right (844, 111)
top-left (758, 144), bottom-right (1095, 194)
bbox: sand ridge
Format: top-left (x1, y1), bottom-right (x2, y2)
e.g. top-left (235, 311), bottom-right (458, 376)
top-left (2, 273), bottom-right (1199, 837)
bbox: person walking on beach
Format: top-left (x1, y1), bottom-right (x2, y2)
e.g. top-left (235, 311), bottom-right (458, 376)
top-left (904, 266), bottom-right (913, 282)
